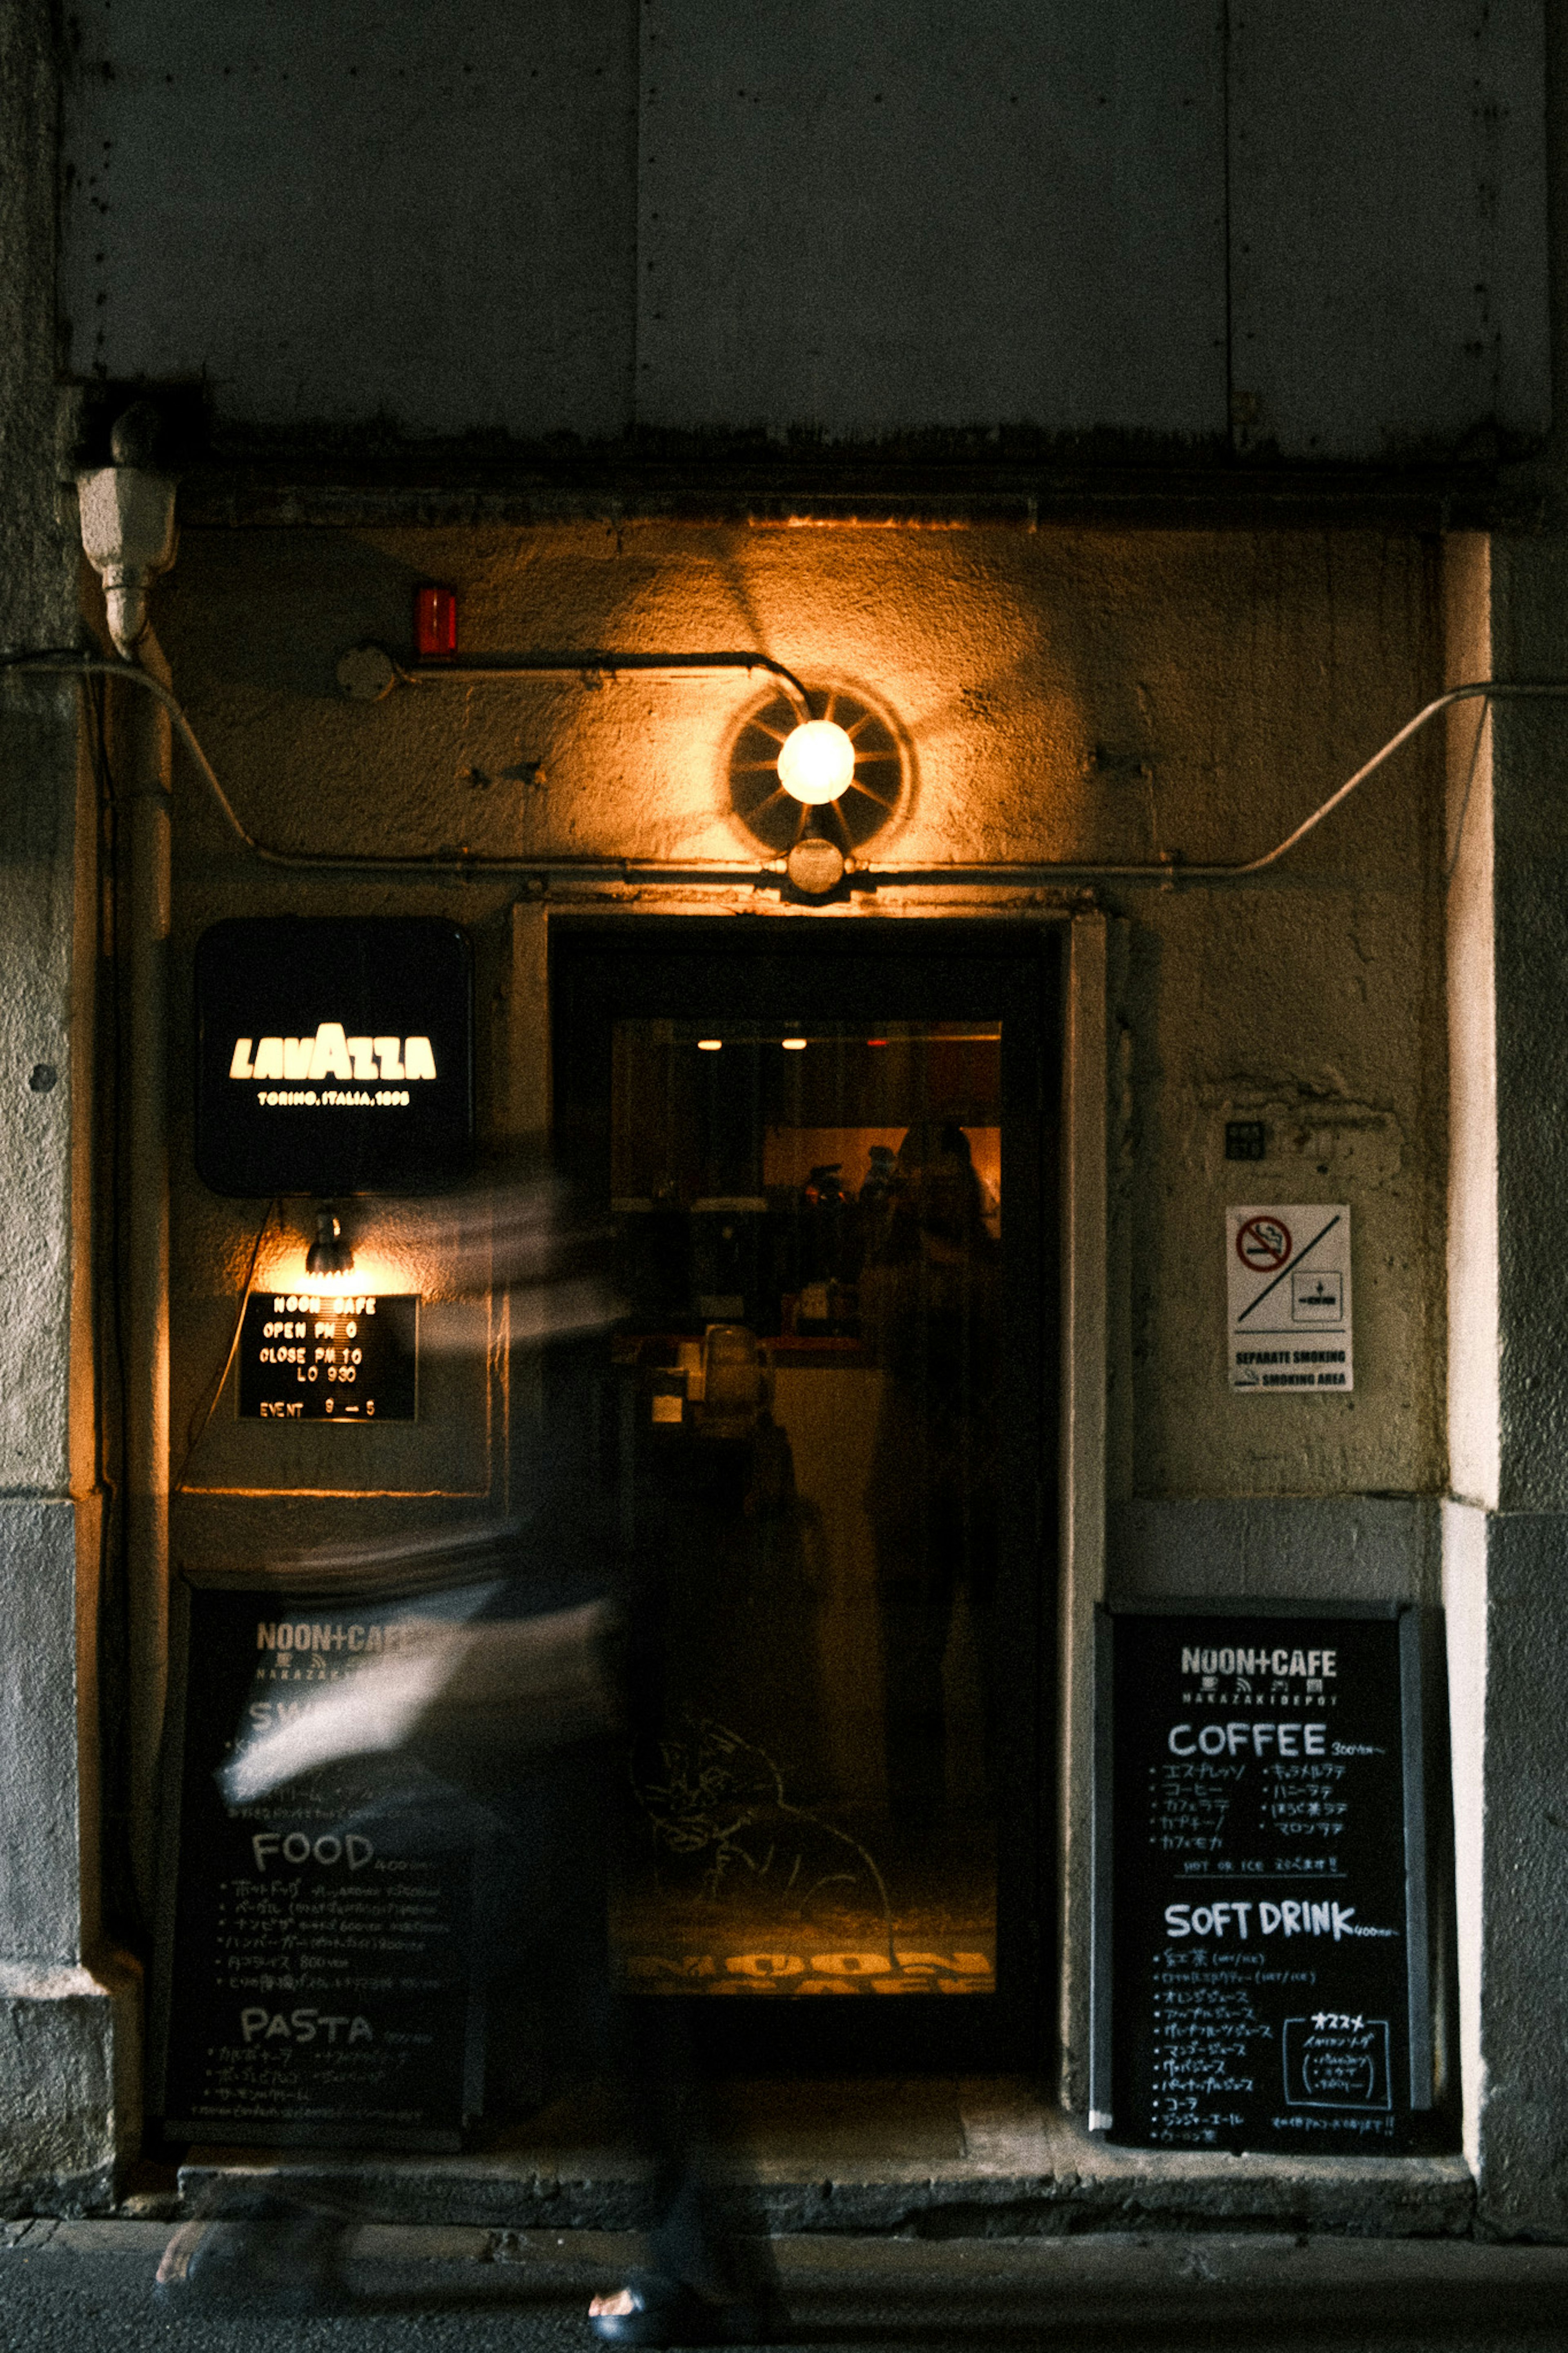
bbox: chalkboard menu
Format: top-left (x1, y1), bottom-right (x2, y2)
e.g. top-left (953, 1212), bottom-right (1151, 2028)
top-left (1091, 1603), bottom-right (1437, 2155)
top-left (152, 1575), bottom-right (481, 2149)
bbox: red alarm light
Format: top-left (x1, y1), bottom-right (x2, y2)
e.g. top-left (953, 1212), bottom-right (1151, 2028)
top-left (414, 585), bottom-right (457, 661)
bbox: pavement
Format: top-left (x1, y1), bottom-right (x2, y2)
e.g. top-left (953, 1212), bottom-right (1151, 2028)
top-left (158, 2079), bottom-right (1482, 2239)
top-left (5, 2223), bottom-right (1568, 2351)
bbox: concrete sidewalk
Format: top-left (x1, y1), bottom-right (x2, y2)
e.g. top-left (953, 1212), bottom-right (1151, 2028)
top-left (164, 2079), bottom-right (1479, 2240)
top-left (4, 2223), bottom-right (1568, 2351)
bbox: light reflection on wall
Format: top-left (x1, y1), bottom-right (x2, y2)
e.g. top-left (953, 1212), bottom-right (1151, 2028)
top-left (254, 1241), bottom-right (415, 1305)
top-left (169, 522), bottom-right (1446, 1505)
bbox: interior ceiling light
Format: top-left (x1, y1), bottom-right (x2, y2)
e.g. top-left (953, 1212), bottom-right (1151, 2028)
top-left (777, 718), bottom-right (857, 805)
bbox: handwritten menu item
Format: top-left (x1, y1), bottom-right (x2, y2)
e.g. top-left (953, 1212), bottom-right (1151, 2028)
top-left (152, 1578), bottom-right (479, 2148)
top-left (1091, 1605), bottom-right (1434, 2154)
top-left (237, 1292), bottom-right (418, 1421)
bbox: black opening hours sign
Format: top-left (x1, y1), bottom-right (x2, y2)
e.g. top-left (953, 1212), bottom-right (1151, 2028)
top-left (238, 1291), bottom-right (418, 1421)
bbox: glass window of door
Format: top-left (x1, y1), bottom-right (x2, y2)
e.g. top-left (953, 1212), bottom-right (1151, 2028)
top-left (551, 923), bottom-right (1060, 2068)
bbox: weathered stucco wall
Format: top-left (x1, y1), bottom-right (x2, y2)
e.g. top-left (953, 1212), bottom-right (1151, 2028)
top-left (0, 0), bottom-right (138, 2219)
top-left (159, 520), bottom-right (1447, 1525)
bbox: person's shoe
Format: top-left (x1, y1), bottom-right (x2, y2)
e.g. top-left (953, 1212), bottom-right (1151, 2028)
top-left (154, 2198), bottom-right (350, 2312)
top-left (588, 2270), bottom-right (786, 2346)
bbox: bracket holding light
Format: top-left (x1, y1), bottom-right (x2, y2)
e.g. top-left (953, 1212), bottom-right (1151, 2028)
top-left (338, 638), bottom-right (908, 897)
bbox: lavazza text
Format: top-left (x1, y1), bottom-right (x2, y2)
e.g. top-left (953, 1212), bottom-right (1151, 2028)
top-left (228, 1024), bottom-right (438, 1085)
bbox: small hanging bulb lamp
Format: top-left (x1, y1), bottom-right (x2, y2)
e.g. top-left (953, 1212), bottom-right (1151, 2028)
top-left (305, 1207), bottom-right (354, 1277)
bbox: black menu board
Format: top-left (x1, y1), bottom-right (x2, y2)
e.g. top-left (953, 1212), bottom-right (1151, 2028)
top-left (152, 1575), bottom-right (481, 2149)
top-left (1091, 1602), bottom-right (1435, 2155)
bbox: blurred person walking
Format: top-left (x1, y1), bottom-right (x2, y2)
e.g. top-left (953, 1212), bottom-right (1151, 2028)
top-left (154, 1176), bottom-right (782, 2346)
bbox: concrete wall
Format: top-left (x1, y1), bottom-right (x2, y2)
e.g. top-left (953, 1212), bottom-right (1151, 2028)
top-left (154, 520), bottom-right (1448, 1558)
top-left (1441, 519), bottom-right (1568, 2238)
top-left (0, 0), bottom-right (137, 2219)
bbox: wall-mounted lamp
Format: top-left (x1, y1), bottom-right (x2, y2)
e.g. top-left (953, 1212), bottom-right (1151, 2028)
top-left (730, 687), bottom-right (906, 896)
top-left (76, 403), bottom-right (178, 656)
top-left (305, 1207), bottom-right (354, 1277)
top-left (333, 642), bottom-right (908, 899)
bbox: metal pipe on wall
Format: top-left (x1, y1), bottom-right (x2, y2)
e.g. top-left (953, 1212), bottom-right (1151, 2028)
top-left (120, 629), bottom-right (172, 1885)
top-left (11, 656), bottom-right (1560, 893)
top-left (77, 417), bottom-right (178, 1893)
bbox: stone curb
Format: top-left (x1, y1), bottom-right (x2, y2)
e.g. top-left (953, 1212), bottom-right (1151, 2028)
top-left (7, 2222), bottom-right (1568, 2291)
top-left (168, 2149), bottom-right (1479, 2240)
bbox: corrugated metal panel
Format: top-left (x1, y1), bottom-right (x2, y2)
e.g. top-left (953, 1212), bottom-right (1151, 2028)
top-left (635, 0), bottom-right (1229, 442)
top-left (1228, 0), bottom-right (1550, 459)
top-left (57, 0), bottom-right (1549, 458)
top-left (59, 0), bottom-right (638, 438)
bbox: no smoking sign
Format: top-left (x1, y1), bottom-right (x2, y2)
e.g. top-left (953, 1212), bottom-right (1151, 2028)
top-left (1236, 1213), bottom-right (1292, 1273)
top-left (1226, 1204), bottom-right (1353, 1393)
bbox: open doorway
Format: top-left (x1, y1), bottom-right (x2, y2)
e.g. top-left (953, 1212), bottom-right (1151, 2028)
top-left (551, 920), bottom-right (1062, 2071)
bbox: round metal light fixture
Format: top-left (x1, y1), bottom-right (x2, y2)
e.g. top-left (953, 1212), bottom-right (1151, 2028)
top-left (777, 718), bottom-right (857, 805)
top-left (727, 685), bottom-right (906, 896)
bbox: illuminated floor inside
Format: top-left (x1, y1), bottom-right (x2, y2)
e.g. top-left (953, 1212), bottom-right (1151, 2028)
top-left (613, 1869), bottom-right (997, 1997)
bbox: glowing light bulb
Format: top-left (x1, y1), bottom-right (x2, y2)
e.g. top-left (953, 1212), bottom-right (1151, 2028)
top-left (777, 719), bottom-right (855, 805)
top-left (782, 1036), bottom-right (806, 1051)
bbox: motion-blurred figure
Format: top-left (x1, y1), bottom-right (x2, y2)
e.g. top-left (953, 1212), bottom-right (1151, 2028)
top-left (860, 1122), bottom-right (1002, 1851)
top-left (156, 1173), bottom-right (781, 2348)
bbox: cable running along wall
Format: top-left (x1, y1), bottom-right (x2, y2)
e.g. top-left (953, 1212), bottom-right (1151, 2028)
top-left (0, 653), bottom-right (1552, 890)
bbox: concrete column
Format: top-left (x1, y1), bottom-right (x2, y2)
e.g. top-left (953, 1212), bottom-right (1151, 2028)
top-left (1444, 521), bottom-right (1568, 2235)
top-left (0, 0), bottom-right (138, 2215)
top-left (1436, 0), bottom-right (1568, 2234)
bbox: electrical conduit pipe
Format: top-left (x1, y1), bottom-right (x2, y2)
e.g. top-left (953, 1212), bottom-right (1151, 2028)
top-left (78, 407), bottom-right (178, 1893)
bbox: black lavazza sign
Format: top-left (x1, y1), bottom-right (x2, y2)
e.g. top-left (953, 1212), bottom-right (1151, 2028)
top-left (1091, 1604), bottom-right (1439, 2155)
top-left (195, 917), bottom-right (475, 1196)
top-left (153, 1576), bottom-right (479, 2149)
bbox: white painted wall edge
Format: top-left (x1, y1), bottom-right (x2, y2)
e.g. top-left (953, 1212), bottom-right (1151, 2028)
top-left (1440, 1498), bottom-right (1487, 2180)
top-left (1444, 533), bottom-right (1500, 1510)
